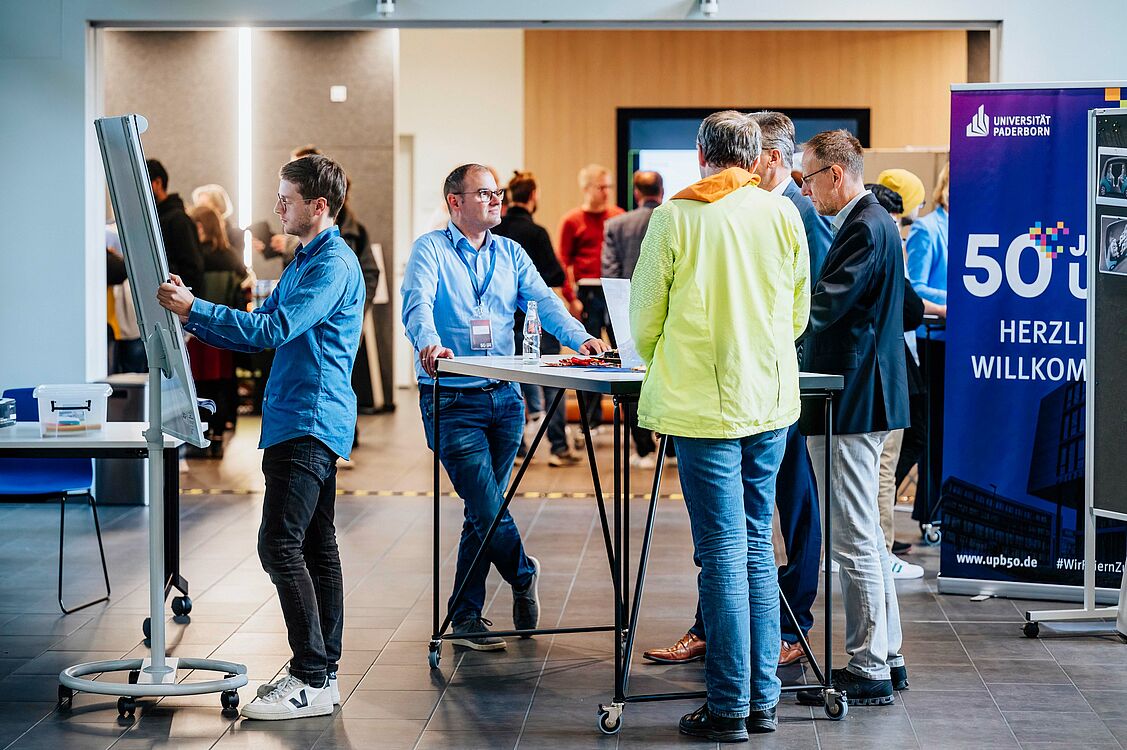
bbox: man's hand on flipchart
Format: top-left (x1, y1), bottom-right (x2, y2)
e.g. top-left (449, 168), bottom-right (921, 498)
top-left (578, 338), bottom-right (610, 355)
top-left (157, 273), bottom-right (195, 324)
top-left (419, 344), bottom-right (454, 377)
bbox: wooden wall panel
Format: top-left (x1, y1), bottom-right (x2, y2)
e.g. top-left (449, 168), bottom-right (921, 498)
top-left (525, 29), bottom-right (966, 235)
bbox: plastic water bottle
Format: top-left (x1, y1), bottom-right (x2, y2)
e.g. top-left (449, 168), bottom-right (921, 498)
top-left (523, 300), bottom-right (541, 365)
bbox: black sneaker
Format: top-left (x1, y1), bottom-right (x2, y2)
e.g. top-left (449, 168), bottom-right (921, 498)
top-left (450, 616), bottom-right (507, 651)
top-left (891, 664), bottom-right (909, 691)
top-left (746, 704), bottom-right (777, 733)
top-left (513, 556), bottom-right (540, 635)
top-left (678, 703), bottom-right (749, 743)
top-left (891, 540), bottom-right (913, 554)
top-left (797, 668), bottom-right (894, 706)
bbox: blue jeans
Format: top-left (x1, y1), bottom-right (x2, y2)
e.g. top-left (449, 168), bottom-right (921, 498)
top-left (689, 421), bottom-right (821, 643)
top-left (675, 428), bottom-right (787, 718)
top-left (259, 436), bottom-right (343, 685)
top-left (521, 383), bottom-right (569, 455)
top-left (420, 385), bottom-right (536, 623)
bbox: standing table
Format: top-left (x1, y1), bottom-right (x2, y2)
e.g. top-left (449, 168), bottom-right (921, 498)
top-left (428, 355), bottom-right (846, 733)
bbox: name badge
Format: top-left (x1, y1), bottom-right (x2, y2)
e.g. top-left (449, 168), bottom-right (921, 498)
top-left (470, 318), bottom-right (493, 350)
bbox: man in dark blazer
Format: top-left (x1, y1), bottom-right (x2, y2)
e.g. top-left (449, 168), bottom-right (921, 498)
top-left (796, 129), bottom-right (910, 708)
top-left (641, 113), bottom-right (833, 670)
top-left (602, 170), bottom-right (663, 281)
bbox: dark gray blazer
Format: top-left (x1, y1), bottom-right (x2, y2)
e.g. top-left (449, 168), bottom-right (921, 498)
top-left (602, 199), bottom-right (661, 279)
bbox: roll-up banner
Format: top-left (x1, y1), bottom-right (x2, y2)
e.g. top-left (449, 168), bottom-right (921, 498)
top-left (941, 84), bottom-right (1127, 602)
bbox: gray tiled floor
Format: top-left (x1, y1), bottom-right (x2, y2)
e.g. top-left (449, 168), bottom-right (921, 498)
top-left (1, 407), bottom-right (1126, 749)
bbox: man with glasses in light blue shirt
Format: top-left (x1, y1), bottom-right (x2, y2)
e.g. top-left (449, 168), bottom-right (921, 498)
top-left (402, 163), bottom-right (607, 651)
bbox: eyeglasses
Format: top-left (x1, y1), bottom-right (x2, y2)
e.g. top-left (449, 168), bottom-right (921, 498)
top-left (276, 194), bottom-right (317, 210)
top-left (801, 165), bottom-right (834, 183)
top-left (455, 189), bottom-right (506, 203)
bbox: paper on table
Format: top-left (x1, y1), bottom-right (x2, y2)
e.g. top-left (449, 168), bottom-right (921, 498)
top-left (600, 278), bottom-right (644, 369)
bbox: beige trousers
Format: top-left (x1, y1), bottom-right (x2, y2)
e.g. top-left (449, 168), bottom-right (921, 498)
top-left (877, 428), bottom-right (905, 551)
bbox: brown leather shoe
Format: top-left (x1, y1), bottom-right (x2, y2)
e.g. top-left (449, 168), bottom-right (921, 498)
top-left (642, 632), bottom-right (705, 664)
top-left (778, 640), bottom-right (806, 666)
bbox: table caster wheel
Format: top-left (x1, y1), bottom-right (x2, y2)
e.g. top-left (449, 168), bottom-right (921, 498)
top-left (1023, 621), bottom-right (1040, 638)
top-left (921, 525), bottom-right (942, 546)
top-left (57, 685), bottom-right (73, 706)
top-left (117, 696), bottom-right (136, 719)
top-left (824, 692), bottom-right (848, 721)
top-left (221, 689), bottom-right (239, 711)
top-left (172, 595), bottom-right (192, 617)
top-left (597, 703), bottom-right (624, 735)
top-left (427, 643), bottom-right (441, 670)
top-left (142, 617), bottom-right (150, 640)
top-left (128, 669), bottom-right (140, 684)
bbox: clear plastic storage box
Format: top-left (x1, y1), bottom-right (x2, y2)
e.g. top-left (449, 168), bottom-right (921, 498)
top-left (33, 384), bottom-right (113, 437)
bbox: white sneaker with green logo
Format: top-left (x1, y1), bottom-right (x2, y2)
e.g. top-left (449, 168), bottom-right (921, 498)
top-left (242, 674), bottom-right (332, 720)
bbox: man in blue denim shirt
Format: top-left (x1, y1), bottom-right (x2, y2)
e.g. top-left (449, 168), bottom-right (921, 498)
top-left (402, 163), bottom-right (606, 651)
top-left (158, 155), bottom-right (363, 720)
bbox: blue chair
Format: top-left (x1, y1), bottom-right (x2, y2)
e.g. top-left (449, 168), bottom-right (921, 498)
top-left (0, 387), bottom-right (111, 613)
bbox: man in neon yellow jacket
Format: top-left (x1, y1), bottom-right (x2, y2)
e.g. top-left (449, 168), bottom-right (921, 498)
top-left (630, 111), bottom-right (809, 742)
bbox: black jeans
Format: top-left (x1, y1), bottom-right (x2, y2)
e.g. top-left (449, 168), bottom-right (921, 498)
top-left (259, 435), bottom-right (343, 685)
top-left (578, 285), bottom-right (607, 427)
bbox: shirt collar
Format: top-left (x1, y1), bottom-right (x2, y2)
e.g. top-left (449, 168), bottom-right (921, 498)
top-left (831, 189), bottom-right (871, 234)
top-left (770, 176), bottom-right (794, 195)
top-left (295, 226), bottom-right (340, 259)
top-left (446, 220), bottom-right (494, 254)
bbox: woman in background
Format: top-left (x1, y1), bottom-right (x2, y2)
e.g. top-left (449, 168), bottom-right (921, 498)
top-left (191, 184), bottom-right (245, 257)
top-left (186, 204), bottom-right (250, 457)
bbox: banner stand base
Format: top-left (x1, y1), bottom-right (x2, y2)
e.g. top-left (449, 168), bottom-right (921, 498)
top-left (937, 574), bottom-right (1120, 605)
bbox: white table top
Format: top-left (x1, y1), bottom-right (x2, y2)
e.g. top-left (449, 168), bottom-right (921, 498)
top-left (437, 355), bottom-right (843, 395)
top-left (0, 422), bottom-right (182, 450)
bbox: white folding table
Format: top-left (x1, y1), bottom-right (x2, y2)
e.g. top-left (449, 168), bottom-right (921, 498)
top-left (427, 355), bottom-right (846, 733)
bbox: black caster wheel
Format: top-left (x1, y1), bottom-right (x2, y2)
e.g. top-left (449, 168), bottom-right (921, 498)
top-left (825, 695), bottom-right (848, 721)
top-left (597, 706), bottom-right (623, 735)
top-left (142, 617), bottom-right (151, 639)
top-left (171, 595), bottom-right (192, 617)
top-left (1023, 621), bottom-right (1040, 638)
top-left (57, 685), bottom-right (73, 706)
top-left (428, 645), bottom-right (441, 670)
top-left (221, 689), bottom-right (240, 710)
top-left (117, 696), bottom-right (136, 719)
top-left (128, 670), bottom-right (140, 685)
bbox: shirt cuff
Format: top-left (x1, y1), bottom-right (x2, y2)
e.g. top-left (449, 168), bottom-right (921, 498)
top-left (187, 298), bottom-right (216, 327)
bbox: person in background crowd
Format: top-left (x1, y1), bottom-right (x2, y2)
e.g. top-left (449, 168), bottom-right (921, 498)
top-left (559, 163), bottom-right (624, 433)
top-left (106, 223), bottom-right (146, 373)
top-left (402, 164), bottom-right (607, 653)
top-left (185, 204), bottom-right (250, 458)
top-left (876, 169), bottom-right (925, 235)
top-left (147, 159), bottom-right (204, 291)
top-left (902, 164), bottom-right (949, 533)
top-left (797, 129), bottom-right (910, 708)
top-left (335, 177), bottom-right (382, 462)
top-left (495, 170), bottom-right (582, 467)
top-left (602, 170), bottom-right (665, 469)
top-left (192, 184), bottom-right (245, 257)
top-left (867, 184), bottom-right (926, 580)
top-left (632, 111), bottom-right (809, 741)
top-left (159, 155), bottom-right (364, 720)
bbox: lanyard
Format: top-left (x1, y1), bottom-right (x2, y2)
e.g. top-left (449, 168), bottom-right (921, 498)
top-left (446, 229), bottom-right (497, 307)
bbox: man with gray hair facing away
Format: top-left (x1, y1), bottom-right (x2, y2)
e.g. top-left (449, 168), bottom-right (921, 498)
top-left (797, 129), bottom-right (911, 707)
top-left (632, 111), bottom-right (809, 741)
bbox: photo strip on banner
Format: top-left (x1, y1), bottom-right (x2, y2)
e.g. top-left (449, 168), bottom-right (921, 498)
top-left (1096, 146), bottom-right (1127, 207)
top-left (1099, 214), bottom-right (1127, 275)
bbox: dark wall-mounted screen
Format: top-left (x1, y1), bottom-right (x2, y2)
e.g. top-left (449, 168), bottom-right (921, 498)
top-left (616, 107), bottom-right (871, 210)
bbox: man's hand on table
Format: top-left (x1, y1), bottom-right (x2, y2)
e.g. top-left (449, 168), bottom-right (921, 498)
top-left (578, 338), bottom-right (610, 356)
top-left (420, 344), bottom-right (454, 378)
